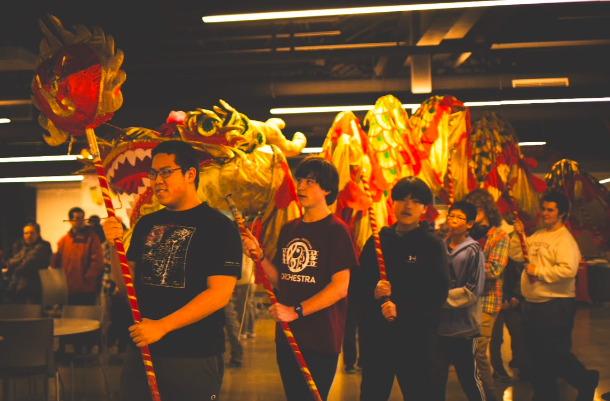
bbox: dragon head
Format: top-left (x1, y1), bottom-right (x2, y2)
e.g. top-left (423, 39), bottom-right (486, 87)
top-left (32, 15), bottom-right (125, 146)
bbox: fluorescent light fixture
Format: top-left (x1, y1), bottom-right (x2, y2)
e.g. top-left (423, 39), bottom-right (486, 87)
top-left (271, 105), bottom-right (375, 114)
top-left (301, 147), bottom-right (324, 154)
top-left (463, 97), bottom-right (610, 107)
top-left (0, 175), bottom-right (84, 183)
top-left (0, 118), bottom-right (10, 124)
top-left (270, 97), bottom-right (610, 115)
top-left (600, 178), bottom-right (610, 184)
top-left (203, 1), bottom-right (599, 23)
top-left (271, 104), bottom-right (420, 114)
top-left (0, 155), bottom-right (92, 163)
top-left (518, 142), bottom-right (547, 146)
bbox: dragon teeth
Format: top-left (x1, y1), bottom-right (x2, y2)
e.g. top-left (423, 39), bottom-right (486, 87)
top-left (126, 151), bottom-right (138, 166)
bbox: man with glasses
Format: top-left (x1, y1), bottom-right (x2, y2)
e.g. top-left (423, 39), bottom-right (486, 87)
top-left (431, 201), bottom-right (486, 401)
top-left (53, 207), bottom-right (104, 305)
top-left (103, 140), bottom-right (242, 401)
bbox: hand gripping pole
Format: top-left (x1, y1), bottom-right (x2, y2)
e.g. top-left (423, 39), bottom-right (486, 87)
top-left (86, 128), bottom-right (161, 401)
top-left (225, 194), bottom-right (322, 401)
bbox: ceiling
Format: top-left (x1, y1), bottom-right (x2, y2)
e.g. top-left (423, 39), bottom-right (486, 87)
top-left (1, 0), bottom-right (610, 180)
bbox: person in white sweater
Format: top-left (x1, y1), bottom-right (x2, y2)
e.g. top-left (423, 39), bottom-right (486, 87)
top-left (514, 191), bottom-right (598, 401)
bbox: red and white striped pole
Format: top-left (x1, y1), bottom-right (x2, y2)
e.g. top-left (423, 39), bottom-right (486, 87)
top-left (361, 174), bottom-right (394, 321)
top-left (86, 128), bottom-right (162, 401)
top-left (225, 194), bottom-right (322, 401)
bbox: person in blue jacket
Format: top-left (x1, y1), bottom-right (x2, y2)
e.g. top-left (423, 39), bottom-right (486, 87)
top-left (431, 201), bottom-right (486, 401)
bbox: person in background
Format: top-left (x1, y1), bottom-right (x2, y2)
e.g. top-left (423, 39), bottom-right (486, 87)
top-left (53, 207), bottom-right (104, 305)
top-left (358, 177), bottom-right (449, 401)
top-left (241, 156), bottom-right (358, 401)
top-left (490, 213), bottom-right (530, 382)
top-left (88, 215), bottom-right (107, 245)
top-left (224, 288), bottom-right (244, 368)
top-left (464, 189), bottom-right (509, 401)
top-left (6, 222), bottom-right (52, 304)
top-left (514, 191), bottom-right (599, 401)
top-left (236, 256), bottom-right (257, 340)
top-left (431, 201), bottom-right (486, 401)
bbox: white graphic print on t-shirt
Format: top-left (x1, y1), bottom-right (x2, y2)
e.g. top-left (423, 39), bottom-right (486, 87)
top-left (141, 224), bottom-right (195, 288)
top-left (282, 238), bottom-right (319, 273)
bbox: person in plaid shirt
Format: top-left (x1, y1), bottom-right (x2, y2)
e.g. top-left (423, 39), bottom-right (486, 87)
top-left (464, 189), bottom-right (509, 401)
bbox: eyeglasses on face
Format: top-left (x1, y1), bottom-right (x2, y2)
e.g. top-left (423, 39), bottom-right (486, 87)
top-left (147, 167), bottom-right (182, 180)
top-left (447, 214), bottom-right (467, 221)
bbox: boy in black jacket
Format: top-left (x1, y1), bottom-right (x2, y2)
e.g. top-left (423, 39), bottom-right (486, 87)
top-left (358, 177), bottom-right (449, 401)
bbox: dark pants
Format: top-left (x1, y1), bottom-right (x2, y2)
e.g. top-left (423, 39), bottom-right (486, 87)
top-left (490, 306), bottom-right (529, 373)
top-left (120, 346), bottom-right (224, 401)
top-left (360, 332), bottom-right (433, 401)
top-left (342, 293), bottom-right (361, 369)
top-left (522, 298), bottom-right (589, 401)
top-left (276, 342), bottom-right (339, 401)
top-left (106, 294), bottom-right (132, 352)
top-left (431, 336), bottom-right (485, 401)
top-left (224, 295), bottom-right (243, 362)
top-left (68, 292), bottom-right (96, 306)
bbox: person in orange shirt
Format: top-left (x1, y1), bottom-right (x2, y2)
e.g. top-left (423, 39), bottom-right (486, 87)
top-left (52, 207), bottom-right (104, 305)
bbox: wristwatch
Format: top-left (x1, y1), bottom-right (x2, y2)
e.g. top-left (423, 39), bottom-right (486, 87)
top-left (294, 303), bottom-right (304, 319)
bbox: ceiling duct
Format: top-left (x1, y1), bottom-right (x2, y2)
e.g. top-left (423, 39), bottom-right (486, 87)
top-left (0, 47), bottom-right (36, 71)
top-left (512, 77), bottom-right (569, 88)
top-left (0, 100), bottom-right (33, 122)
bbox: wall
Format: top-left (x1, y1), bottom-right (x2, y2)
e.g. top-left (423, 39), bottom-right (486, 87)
top-left (0, 184), bottom-right (36, 255)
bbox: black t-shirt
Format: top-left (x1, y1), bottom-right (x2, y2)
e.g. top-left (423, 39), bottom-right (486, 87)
top-left (127, 202), bottom-right (242, 357)
top-left (273, 214), bottom-right (359, 354)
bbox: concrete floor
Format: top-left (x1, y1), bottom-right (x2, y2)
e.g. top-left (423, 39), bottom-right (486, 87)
top-left (2, 302), bottom-right (609, 400)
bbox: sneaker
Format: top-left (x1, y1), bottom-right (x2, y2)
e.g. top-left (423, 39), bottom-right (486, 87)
top-left (344, 366), bottom-right (356, 374)
top-left (576, 369), bottom-right (599, 401)
top-left (492, 370), bottom-right (512, 383)
top-left (227, 360), bottom-right (242, 368)
top-left (247, 332), bottom-right (256, 339)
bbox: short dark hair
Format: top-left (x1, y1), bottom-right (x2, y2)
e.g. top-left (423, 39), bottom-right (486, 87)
top-left (464, 189), bottom-right (502, 227)
top-left (449, 201), bottom-right (477, 223)
top-left (541, 190), bottom-right (570, 223)
top-left (294, 156), bottom-right (339, 205)
top-left (391, 177), bottom-right (433, 206)
top-left (68, 207), bottom-right (85, 220)
top-left (24, 222), bottom-right (41, 234)
top-left (152, 140), bottom-right (200, 189)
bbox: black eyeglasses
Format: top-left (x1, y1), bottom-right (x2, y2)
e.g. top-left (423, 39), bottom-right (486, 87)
top-left (147, 167), bottom-right (182, 180)
top-left (447, 214), bottom-right (467, 221)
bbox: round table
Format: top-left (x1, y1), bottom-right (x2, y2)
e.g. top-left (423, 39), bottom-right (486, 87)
top-left (53, 318), bottom-right (100, 336)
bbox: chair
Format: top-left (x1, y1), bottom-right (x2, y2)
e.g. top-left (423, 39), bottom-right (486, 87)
top-left (58, 305), bottom-right (111, 401)
top-left (0, 304), bottom-right (43, 319)
top-left (0, 318), bottom-right (61, 401)
top-left (39, 268), bottom-right (69, 317)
